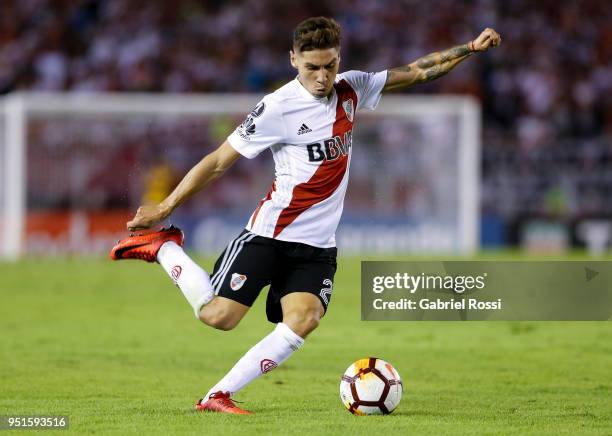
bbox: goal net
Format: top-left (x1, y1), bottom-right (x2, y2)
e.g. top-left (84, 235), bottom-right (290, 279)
top-left (0, 93), bottom-right (480, 259)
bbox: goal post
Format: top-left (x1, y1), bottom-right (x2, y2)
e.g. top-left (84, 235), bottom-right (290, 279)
top-left (1, 95), bottom-right (26, 261)
top-left (0, 92), bottom-right (480, 259)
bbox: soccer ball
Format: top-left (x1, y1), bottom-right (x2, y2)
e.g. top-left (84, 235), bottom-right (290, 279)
top-left (339, 357), bottom-right (403, 415)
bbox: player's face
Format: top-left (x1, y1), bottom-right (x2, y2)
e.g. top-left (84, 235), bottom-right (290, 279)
top-left (290, 47), bottom-right (340, 98)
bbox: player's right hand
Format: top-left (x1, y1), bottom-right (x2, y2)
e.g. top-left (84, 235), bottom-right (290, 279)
top-left (470, 28), bottom-right (501, 52)
top-left (127, 204), bottom-right (171, 232)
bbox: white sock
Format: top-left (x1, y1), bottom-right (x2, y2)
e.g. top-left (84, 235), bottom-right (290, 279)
top-left (157, 241), bottom-right (214, 317)
top-left (205, 322), bottom-right (304, 399)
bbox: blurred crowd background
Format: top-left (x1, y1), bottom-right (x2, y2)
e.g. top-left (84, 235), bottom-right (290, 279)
top-left (1, 0), bottom-right (611, 251)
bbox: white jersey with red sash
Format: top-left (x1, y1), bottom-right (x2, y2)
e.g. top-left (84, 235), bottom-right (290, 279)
top-left (227, 70), bottom-right (387, 248)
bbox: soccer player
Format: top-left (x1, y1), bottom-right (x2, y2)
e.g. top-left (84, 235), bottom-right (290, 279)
top-left (111, 17), bottom-right (500, 414)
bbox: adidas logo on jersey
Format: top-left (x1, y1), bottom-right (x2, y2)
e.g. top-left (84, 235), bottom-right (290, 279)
top-left (297, 123), bottom-right (312, 135)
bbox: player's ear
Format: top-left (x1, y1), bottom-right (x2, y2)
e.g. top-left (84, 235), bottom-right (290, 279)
top-left (290, 49), bottom-right (298, 69)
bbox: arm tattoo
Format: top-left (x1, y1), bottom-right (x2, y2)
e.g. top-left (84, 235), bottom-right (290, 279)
top-left (422, 54), bottom-right (468, 82)
top-left (416, 53), bottom-right (438, 69)
top-left (440, 44), bottom-right (471, 62)
top-left (416, 43), bottom-right (470, 68)
top-left (425, 65), bottom-right (447, 81)
top-left (419, 44), bottom-right (471, 83)
top-left (385, 43), bottom-right (472, 90)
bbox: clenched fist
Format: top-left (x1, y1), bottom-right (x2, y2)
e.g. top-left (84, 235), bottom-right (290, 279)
top-left (470, 28), bottom-right (501, 52)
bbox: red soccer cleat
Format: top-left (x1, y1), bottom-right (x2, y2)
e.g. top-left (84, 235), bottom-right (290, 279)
top-left (195, 392), bottom-right (252, 415)
top-left (110, 226), bottom-right (184, 263)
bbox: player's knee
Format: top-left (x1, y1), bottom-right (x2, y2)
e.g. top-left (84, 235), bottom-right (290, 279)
top-left (198, 308), bottom-right (239, 331)
top-left (283, 309), bottom-right (321, 337)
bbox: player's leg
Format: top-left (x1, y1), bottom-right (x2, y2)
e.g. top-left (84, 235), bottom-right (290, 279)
top-left (201, 244), bottom-right (336, 405)
top-left (279, 292), bottom-right (325, 338)
top-left (196, 230), bottom-right (274, 332)
top-left (156, 238), bottom-right (216, 317)
top-left (202, 316), bottom-right (305, 403)
top-left (112, 227), bottom-right (261, 330)
top-left (197, 296), bottom-right (249, 331)
top-left (111, 226), bottom-right (217, 317)
top-left (197, 311), bottom-right (304, 414)
top-left (196, 234), bottom-right (281, 413)
top-left (158, 229), bottom-right (265, 325)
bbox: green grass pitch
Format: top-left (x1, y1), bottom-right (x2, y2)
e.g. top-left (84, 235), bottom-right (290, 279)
top-left (1, 256), bottom-right (611, 435)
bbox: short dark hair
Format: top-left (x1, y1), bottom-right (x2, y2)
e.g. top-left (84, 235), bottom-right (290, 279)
top-left (292, 17), bottom-right (341, 52)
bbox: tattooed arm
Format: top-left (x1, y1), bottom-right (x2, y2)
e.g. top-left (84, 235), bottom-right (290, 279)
top-left (383, 28), bottom-right (501, 91)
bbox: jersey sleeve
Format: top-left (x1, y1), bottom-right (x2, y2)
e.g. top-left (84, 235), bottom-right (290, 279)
top-left (339, 70), bottom-right (388, 111)
top-left (227, 96), bottom-right (286, 159)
